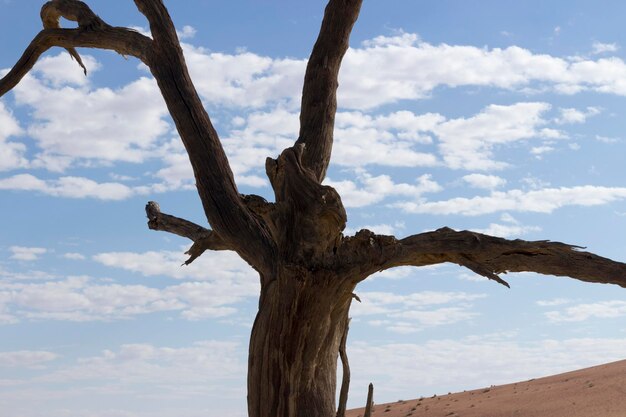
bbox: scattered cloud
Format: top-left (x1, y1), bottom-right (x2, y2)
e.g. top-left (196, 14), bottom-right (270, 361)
top-left (63, 253), bottom-right (86, 260)
top-left (0, 350), bottom-right (58, 368)
top-left (434, 102), bottom-right (556, 170)
top-left (9, 246), bottom-right (47, 261)
top-left (177, 25), bottom-right (197, 40)
top-left (351, 290), bottom-right (486, 333)
top-left (471, 213), bottom-right (541, 238)
top-left (545, 300), bottom-right (626, 322)
top-left (348, 335), bottom-right (626, 402)
top-left (396, 185), bottom-right (626, 216)
top-left (592, 42), bottom-right (619, 55)
top-left (0, 174), bottom-right (134, 200)
top-left (0, 101), bottom-right (27, 172)
top-left (0, 340), bottom-right (247, 417)
top-left (536, 298), bottom-right (572, 307)
top-left (326, 170), bottom-right (442, 208)
top-left (93, 249), bottom-right (255, 282)
top-left (462, 174), bottom-right (507, 190)
top-left (12, 55), bottom-right (170, 170)
top-left (0, 272), bottom-right (257, 322)
top-left (555, 107), bottom-right (601, 124)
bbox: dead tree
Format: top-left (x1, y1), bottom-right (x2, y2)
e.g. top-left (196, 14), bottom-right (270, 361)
top-left (2, 1), bottom-right (626, 416)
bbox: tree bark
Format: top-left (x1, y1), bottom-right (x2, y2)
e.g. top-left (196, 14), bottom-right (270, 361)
top-left (247, 268), bottom-right (355, 417)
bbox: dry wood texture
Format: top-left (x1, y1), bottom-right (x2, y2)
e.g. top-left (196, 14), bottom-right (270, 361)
top-left (2, 1), bottom-right (626, 416)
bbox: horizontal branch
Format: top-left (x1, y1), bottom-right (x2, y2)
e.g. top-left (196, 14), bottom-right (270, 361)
top-left (145, 201), bottom-right (230, 265)
top-left (348, 227), bottom-right (626, 289)
top-left (0, 18), bottom-right (151, 97)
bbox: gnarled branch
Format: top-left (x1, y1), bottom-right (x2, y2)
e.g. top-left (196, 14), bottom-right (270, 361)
top-left (295, 0), bottom-right (363, 182)
top-left (0, 0), bottom-right (151, 97)
top-left (346, 228), bottom-right (626, 288)
top-left (145, 201), bottom-right (231, 265)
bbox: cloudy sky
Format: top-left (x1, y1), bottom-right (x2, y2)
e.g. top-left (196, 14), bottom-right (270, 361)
top-left (2, 0), bottom-right (626, 416)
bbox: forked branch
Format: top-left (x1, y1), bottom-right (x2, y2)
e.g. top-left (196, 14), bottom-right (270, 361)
top-left (296, 0), bottom-right (363, 182)
top-left (347, 228), bottom-right (626, 288)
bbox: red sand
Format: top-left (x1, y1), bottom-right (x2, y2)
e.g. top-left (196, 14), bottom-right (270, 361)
top-left (346, 359), bottom-right (626, 417)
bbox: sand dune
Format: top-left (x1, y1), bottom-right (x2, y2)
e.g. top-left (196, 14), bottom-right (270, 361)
top-left (346, 359), bottom-right (626, 417)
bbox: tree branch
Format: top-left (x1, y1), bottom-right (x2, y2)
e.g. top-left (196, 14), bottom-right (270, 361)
top-left (295, 0), bottom-right (363, 182)
top-left (336, 315), bottom-right (351, 417)
top-left (1, 1), bottom-right (151, 97)
top-left (131, 0), bottom-right (277, 274)
top-left (347, 228), bottom-right (626, 288)
top-left (145, 201), bottom-right (230, 265)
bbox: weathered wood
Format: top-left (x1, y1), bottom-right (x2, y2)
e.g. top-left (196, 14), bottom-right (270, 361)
top-left (0, 0), bottom-right (151, 96)
top-left (363, 383), bottom-right (374, 417)
top-left (296, 0), bottom-right (363, 182)
top-left (336, 316), bottom-right (351, 417)
top-left (145, 201), bottom-right (231, 264)
top-left (342, 228), bottom-right (626, 288)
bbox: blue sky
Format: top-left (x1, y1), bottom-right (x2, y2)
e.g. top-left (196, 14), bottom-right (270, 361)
top-left (2, 1), bottom-right (626, 416)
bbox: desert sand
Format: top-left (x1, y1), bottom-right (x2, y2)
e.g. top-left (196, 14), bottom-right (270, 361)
top-left (346, 359), bottom-right (626, 417)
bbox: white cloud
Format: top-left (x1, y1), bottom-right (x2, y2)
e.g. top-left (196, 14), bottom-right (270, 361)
top-left (63, 253), bottom-right (86, 260)
top-left (592, 42), bottom-right (619, 55)
top-left (397, 185), bottom-right (626, 216)
top-left (0, 350), bottom-right (58, 368)
top-left (182, 43), bottom-right (305, 109)
top-left (347, 335), bottom-right (626, 403)
top-left (326, 170), bottom-right (441, 208)
top-left (595, 135), bottom-right (620, 144)
top-left (0, 270), bottom-right (257, 322)
top-left (0, 340), bottom-right (247, 417)
top-left (545, 300), bottom-right (626, 322)
top-left (9, 246), bottom-right (47, 261)
top-left (555, 106), bottom-right (601, 124)
top-left (462, 174), bottom-right (506, 190)
top-left (12, 57), bottom-right (170, 169)
top-left (178, 25), bottom-right (197, 40)
top-left (93, 250), bottom-right (255, 282)
top-left (332, 111), bottom-right (440, 168)
top-left (0, 174), bottom-right (134, 200)
top-left (434, 102), bottom-right (555, 170)
top-left (471, 214), bottom-right (541, 238)
top-left (147, 33), bottom-right (626, 112)
top-left (0, 101), bottom-right (27, 171)
top-left (340, 34), bottom-right (626, 109)
top-left (350, 291), bottom-right (486, 333)
top-left (33, 53), bottom-right (100, 87)
top-left (536, 298), bottom-right (572, 307)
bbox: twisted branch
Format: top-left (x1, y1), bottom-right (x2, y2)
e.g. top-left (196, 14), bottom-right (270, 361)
top-left (0, 0), bottom-right (151, 97)
top-left (344, 228), bottom-right (626, 288)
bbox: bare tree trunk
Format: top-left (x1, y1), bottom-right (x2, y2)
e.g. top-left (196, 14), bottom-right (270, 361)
top-left (247, 269), bottom-right (354, 417)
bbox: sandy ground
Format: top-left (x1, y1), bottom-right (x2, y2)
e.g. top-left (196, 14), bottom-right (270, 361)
top-left (346, 359), bottom-right (626, 417)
